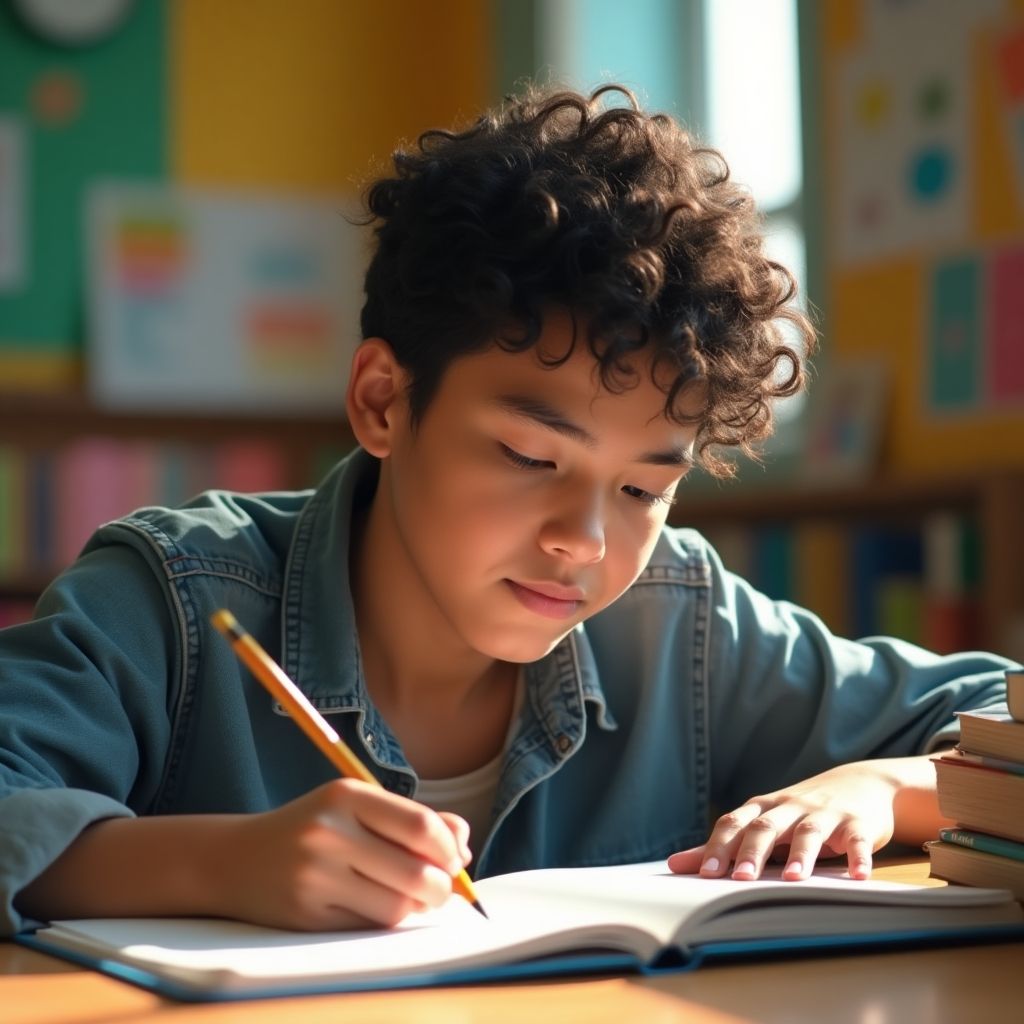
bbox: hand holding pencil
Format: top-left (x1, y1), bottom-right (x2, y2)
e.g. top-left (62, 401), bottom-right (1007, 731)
top-left (211, 609), bottom-right (487, 922)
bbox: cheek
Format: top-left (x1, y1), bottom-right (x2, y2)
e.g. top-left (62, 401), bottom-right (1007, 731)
top-left (400, 464), bottom-right (527, 564)
top-left (610, 514), bottom-right (665, 576)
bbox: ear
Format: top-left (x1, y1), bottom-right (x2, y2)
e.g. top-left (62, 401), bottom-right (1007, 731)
top-left (345, 338), bottom-right (407, 458)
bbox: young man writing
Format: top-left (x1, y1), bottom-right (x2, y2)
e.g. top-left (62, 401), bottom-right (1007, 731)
top-left (0, 85), bottom-right (1014, 935)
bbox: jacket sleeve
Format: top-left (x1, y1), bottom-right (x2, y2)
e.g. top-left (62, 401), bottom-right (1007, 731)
top-left (0, 544), bottom-right (178, 936)
top-left (702, 537), bottom-right (1016, 811)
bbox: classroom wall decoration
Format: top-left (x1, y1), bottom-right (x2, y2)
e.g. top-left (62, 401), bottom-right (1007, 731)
top-left (835, 13), bottom-right (972, 267)
top-left (87, 184), bottom-right (362, 413)
top-left (822, 0), bottom-right (1024, 475)
top-left (0, 0), bottom-right (491, 400)
top-left (0, 0), bottom-right (166, 387)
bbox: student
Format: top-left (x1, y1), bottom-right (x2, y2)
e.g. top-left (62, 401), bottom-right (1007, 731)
top-left (0, 85), bottom-right (1014, 936)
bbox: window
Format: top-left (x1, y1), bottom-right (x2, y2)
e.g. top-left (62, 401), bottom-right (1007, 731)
top-left (704, 0), bottom-right (806, 431)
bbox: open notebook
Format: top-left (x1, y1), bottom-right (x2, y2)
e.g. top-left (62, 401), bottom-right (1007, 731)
top-left (20, 861), bottom-right (1024, 1002)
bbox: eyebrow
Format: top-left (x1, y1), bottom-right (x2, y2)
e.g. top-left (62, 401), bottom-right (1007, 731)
top-left (494, 394), bottom-right (695, 469)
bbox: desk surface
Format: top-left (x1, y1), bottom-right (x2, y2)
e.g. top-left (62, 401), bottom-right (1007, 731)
top-left (5, 859), bottom-right (1023, 1024)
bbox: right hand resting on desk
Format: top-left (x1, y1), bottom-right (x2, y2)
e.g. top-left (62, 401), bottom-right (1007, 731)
top-left (15, 779), bottom-right (473, 932)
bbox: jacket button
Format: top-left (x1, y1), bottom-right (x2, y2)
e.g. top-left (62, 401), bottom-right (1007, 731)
top-left (556, 734), bottom-right (572, 753)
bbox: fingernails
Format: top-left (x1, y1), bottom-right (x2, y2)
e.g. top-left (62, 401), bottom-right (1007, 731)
top-left (784, 860), bottom-right (803, 878)
top-left (700, 856), bottom-right (720, 874)
top-left (733, 860), bottom-right (756, 879)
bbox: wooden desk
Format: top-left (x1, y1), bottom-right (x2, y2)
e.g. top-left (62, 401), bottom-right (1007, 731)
top-left (5, 860), bottom-right (1023, 1024)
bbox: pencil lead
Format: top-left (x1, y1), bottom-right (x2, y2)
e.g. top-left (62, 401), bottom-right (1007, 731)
top-left (472, 899), bottom-right (489, 919)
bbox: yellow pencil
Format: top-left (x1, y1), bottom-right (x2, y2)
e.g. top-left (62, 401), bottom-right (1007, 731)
top-left (210, 608), bottom-right (487, 919)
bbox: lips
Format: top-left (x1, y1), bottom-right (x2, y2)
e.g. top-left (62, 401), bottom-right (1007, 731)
top-left (506, 579), bottom-right (584, 620)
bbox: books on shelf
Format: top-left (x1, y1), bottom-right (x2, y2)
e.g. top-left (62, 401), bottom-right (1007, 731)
top-left (20, 861), bottom-right (1024, 1003)
top-left (701, 512), bottom-right (981, 647)
top-left (921, 511), bottom-right (980, 654)
top-left (0, 438), bottom-right (305, 589)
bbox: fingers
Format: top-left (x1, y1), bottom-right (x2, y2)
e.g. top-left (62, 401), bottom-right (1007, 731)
top-left (837, 826), bottom-right (874, 880)
top-left (688, 802), bottom-right (876, 882)
top-left (436, 811), bottom-right (473, 867)
top-left (779, 816), bottom-right (834, 880)
top-left (249, 780), bottom-right (470, 930)
top-left (696, 802), bottom-right (778, 879)
top-left (338, 780), bottom-right (465, 877)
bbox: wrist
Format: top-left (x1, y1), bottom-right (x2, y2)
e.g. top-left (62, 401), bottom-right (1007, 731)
top-left (185, 814), bottom-right (252, 919)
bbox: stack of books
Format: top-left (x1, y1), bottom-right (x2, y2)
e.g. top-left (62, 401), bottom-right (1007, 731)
top-left (928, 670), bottom-right (1024, 899)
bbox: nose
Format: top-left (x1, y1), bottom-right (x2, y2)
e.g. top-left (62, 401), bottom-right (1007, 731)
top-left (538, 483), bottom-right (607, 564)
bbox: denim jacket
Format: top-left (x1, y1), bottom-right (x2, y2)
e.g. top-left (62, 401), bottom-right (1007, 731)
top-left (0, 448), bottom-right (1013, 935)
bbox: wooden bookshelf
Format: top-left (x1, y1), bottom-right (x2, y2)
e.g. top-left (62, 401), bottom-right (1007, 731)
top-left (0, 392), bottom-right (354, 475)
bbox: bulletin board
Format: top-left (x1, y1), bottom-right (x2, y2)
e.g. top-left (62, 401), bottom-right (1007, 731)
top-left (820, 0), bottom-right (1024, 475)
top-left (0, 1), bottom-right (167, 388)
top-left (0, 0), bottom-right (491, 399)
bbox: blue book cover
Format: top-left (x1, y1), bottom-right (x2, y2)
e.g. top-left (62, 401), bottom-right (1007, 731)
top-left (939, 828), bottom-right (1024, 863)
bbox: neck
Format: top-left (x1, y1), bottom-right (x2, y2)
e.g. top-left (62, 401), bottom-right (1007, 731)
top-left (350, 478), bottom-right (520, 777)
top-left (350, 469), bottom-right (507, 713)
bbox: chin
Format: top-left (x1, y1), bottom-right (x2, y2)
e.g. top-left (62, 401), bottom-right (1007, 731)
top-left (473, 625), bottom-right (576, 664)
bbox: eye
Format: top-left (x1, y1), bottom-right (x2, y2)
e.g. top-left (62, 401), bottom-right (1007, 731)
top-left (500, 443), bottom-right (553, 470)
top-left (622, 484), bottom-right (678, 508)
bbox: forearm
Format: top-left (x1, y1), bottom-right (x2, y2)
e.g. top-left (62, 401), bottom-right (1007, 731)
top-left (14, 815), bottom-right (240, 922)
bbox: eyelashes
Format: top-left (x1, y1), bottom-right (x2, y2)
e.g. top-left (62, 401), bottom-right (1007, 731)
top-left (499, 444), bottom-right (677, 508)
top-left (623, 485), bottom-right (678, 508)
top-left (499, 443), bottom-right (552, 471)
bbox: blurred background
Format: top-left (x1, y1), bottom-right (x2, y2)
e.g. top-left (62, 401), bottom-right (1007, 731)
top-left (0, 0), bottom-right (1022, 657)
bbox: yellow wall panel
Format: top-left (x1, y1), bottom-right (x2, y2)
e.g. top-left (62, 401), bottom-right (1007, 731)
top-left (171, 0), bottom-right (491, 192)
top-left (829, 261), bottom-right (921, 468)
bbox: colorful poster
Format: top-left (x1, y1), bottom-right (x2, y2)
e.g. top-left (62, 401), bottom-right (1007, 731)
top-left (988, 245), bottom-right (1024, 403)
top-left (836, 33), bottom-right (971, 266)
top-left (0, 116), bottom-right (26, 293)
top-left (87, 184), bottom-right (363, 415)
top-left (927, 256), bottom-right (982, 412)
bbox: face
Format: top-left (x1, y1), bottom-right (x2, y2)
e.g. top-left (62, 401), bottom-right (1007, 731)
top-left (365, 316), bottom-right (699, 665)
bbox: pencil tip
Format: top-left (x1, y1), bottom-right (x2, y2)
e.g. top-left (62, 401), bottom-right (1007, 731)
top-left (472, 900), bottom-right (489, 919)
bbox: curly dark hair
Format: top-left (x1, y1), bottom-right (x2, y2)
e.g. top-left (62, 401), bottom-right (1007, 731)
top-left (360, 83), bottom-right (816, 477)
